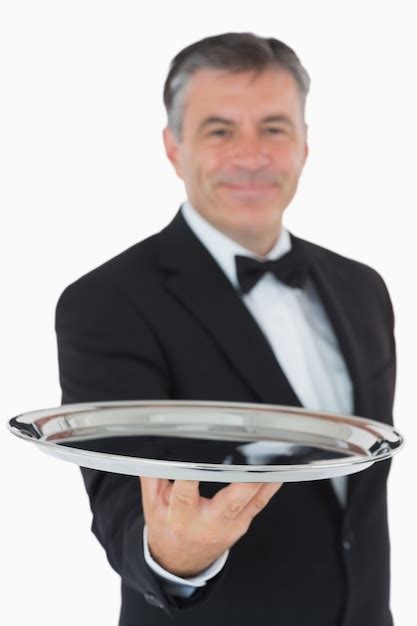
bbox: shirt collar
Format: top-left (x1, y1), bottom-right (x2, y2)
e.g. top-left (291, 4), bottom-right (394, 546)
top-left (181, 200), bottom-right (292, 289)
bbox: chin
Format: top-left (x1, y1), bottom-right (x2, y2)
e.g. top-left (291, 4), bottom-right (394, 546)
top-left (233, 203), bottom-right (281, 223)
top-left (230, 212), bottom-right (279, 235)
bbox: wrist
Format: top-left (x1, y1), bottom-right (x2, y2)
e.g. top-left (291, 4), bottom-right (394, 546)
top-left (149, 544), bottom-right (216, 578)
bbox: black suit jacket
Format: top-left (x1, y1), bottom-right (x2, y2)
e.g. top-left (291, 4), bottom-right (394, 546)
top-left (55, 209), bottom-right (396, 626)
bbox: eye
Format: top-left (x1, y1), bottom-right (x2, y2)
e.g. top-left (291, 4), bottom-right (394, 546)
top-left (208, 128), bottom-right (230, 137)
top-left (265, 127), bottom-right (285, 135)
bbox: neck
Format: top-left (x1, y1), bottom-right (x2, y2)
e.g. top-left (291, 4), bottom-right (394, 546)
top-left (183, 200), bottom-right (283, 256)
top-left (215, 225), bottom-right (282, 257)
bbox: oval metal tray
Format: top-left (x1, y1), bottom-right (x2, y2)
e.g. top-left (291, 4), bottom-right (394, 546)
top-left (8, 400), bottom-right (404, 482)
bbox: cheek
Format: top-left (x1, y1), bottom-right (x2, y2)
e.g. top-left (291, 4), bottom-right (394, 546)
top-left (286, 145), bottom-right (306, 172)
top-left (272, 146), bottom-right (299, 169)
top-left (194, 155), bottom-right (224, 187)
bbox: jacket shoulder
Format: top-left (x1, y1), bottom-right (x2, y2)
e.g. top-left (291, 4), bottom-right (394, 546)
top-left (56, 231), bottom-right (161, 309)
top-left (296, 235), bottom-right (389, 290)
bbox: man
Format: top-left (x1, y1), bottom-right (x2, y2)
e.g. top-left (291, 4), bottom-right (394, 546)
top-left (55, 33), bottom-right (396, 626)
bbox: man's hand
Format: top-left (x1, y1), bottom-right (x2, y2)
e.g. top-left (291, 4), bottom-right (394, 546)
top-left (140, 477), bottom-right (283, 577)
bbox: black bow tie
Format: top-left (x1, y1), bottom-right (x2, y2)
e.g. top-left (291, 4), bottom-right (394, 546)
top-left (235, 247), bottom-right (309, 295)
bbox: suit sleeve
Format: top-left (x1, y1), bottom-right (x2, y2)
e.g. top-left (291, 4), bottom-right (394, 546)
top-left (55, 274), bottom-right (226, 616)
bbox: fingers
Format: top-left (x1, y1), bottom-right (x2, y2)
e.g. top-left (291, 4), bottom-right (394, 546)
top-left (141, 477), bottom-right (282, 535)
top-left (210, 482), bottom-right (265, 520)
top-left (139, 476), bottom-right (171, 517)
top-left (239, 482), bottom-right (283, 524)
top-left (168, 480), bottom-right (200, 525)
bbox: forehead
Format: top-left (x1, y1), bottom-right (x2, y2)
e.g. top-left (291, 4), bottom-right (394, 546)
top-left (182, 67), bottom-right (304, 126)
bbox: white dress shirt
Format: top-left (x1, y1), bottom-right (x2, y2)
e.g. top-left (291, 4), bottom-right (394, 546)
top-left (143, 200), bottom-right (354, 597)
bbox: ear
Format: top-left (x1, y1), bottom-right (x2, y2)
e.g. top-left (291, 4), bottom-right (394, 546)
top-left (303, 141), bottom-right (309, 164)
top-left (303, 124), bottom-right (309, 163)
top-left (162, 126), bottom-right (183, 179)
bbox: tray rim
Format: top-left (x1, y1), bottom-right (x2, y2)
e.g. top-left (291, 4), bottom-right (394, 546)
top-left (7, 399), bottom-right (405, 475)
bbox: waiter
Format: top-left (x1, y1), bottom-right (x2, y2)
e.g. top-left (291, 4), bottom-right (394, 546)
top-left (56, 32), bottom-right (396, 625)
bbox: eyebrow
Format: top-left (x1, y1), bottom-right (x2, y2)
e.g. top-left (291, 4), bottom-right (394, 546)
top-left (262, 115), bottom-right (294, 127)
top-left (197, 114), bottom-right (295, 132)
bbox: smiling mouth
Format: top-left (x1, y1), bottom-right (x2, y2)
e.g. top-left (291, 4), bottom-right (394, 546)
top-left (221, 183), bottom-right (277, 195)
top-left (223, 182), bottom-right (276, 188)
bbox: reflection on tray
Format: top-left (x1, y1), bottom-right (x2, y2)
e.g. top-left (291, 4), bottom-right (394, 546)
top-left (60, 435), bottom-right (352, 466)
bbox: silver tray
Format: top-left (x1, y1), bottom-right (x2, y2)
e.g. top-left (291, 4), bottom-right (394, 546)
top-left (8, 400), bottom-right (404, 483)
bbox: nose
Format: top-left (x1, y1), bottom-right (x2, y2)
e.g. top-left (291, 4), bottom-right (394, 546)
top-left (230, 132), bottom-right (272, 170)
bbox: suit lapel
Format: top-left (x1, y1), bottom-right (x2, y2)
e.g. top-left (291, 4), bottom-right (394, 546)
top-left (298, 240), bottom-right (371, 418)
top-left (157, 210), bottom-right (302, 407)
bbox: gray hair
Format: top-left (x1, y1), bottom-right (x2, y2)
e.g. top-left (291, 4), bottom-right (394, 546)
top-left (163, 32), bottom-right (311, 141)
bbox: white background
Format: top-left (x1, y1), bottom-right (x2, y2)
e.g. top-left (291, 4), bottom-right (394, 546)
top-left (1, 2), bottom-right (416, 624)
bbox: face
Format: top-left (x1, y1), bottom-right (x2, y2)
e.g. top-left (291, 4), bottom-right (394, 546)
top-left (163, 67), bottom-right (309, 248)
